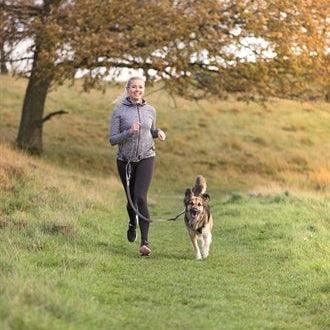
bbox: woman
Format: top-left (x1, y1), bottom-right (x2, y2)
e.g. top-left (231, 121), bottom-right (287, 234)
top-left (109, 76), bottom-right (166, 256)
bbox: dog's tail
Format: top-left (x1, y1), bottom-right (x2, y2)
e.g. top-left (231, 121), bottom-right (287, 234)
top-left (192, 175), bottom-right (207, 195)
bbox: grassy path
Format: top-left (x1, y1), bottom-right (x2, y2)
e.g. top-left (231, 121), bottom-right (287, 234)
top-left (1, 177), bottom-right (329, 329)
top-left (0, 76), bottom-right (329, 329)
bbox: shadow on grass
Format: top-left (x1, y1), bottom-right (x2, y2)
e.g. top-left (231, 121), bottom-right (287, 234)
top-left (154, 250), bottom-right (192, 261)
top-left (104, 240), bottom-right (192, 261)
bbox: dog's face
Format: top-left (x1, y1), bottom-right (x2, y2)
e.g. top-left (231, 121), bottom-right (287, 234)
top-left (184, 188), bottom-right (210, 221)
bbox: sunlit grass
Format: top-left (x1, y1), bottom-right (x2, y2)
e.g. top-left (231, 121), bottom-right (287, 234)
top-left (0, 75), bottom-right (330, 329)
top-left (1, 75), bottom-right (330, 192)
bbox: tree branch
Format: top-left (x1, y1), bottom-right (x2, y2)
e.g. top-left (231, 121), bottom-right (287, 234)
top-left (8, 56), bottom-right (34, 63)
top-left (35, 110), bottom-right (68, 127)
top-left (0, 2), bottom-right (42, 17)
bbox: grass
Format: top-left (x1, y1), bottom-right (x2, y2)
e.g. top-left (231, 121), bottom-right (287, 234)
top-left (1, 75), bottom-right (330, 191)
top-left (0, 75), bottom-right (330, 329)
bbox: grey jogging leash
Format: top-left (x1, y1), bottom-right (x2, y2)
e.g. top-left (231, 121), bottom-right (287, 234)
top-left (125, 161), bottom-right (185, 223)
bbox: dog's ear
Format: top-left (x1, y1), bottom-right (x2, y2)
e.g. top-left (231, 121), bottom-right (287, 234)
top-left (185, 188), bottom-right (192, 197)
top-left (184, 188), bottom-right (192, 204)
top-left (202, 193), bottom-right (210, 204)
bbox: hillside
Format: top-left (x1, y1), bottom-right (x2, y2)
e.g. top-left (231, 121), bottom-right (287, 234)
top-left (0, 76), bottom-right (329, 329)
top-left (1, 75), bottom-right (330, 194)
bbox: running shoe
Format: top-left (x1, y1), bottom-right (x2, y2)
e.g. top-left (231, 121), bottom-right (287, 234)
top-left (139, 244), bottom-right (151, 256)
top-left (126, 223), bottom-right (136, 242)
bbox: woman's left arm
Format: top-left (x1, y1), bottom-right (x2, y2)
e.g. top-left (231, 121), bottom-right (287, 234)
top-left (150, 108), bottom-right (166, 141)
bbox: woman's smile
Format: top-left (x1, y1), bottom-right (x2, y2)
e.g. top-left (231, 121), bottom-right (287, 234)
top-left (127, 80), bottom-right (145, 102)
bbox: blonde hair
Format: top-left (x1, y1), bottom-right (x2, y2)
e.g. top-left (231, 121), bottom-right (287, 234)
top-left (113, 76), bottom-right (145, 105)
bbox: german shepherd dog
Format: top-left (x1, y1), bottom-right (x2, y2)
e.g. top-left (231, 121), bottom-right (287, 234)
top-left (184, 175), bottom-right (213, 260)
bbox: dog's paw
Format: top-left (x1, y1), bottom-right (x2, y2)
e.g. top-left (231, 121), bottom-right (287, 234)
top-left (201, 250), bottom-right (209, 258)
top-left (196, 253), bottom-right (202, 260)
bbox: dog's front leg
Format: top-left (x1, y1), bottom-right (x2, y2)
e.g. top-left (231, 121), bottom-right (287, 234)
top-left (201, 233), bottom-right (212, 259)
top-left (190, 233), bottom-right (202, 260)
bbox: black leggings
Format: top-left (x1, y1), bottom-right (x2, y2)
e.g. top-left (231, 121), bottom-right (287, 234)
top-left (117, 157), bottom-right (155, 245)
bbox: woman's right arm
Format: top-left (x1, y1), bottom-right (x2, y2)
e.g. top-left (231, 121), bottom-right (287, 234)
top-left (109, 109), bottom-right (133, 146)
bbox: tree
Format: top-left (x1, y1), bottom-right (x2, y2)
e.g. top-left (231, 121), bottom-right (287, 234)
top-left (1, 0), bottom-right (329, 154)
top-left (0, 8), bottom-right (16, 74)
top-left (0, 40), bottom-right (8, 74)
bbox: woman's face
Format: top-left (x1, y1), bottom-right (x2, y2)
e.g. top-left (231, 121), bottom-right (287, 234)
top-left (127, 79), bottom-right (145, 103)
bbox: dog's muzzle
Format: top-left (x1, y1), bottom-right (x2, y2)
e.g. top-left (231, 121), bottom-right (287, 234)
top-left (189, 208), bottom-right (200, 219)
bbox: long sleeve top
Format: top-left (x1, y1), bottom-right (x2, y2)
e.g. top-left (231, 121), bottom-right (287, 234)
top-left (109, 97), bottom-right (160, 162)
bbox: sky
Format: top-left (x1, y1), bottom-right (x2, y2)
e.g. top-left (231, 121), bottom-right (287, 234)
top-left (7, 34), bottom-right (276, 82)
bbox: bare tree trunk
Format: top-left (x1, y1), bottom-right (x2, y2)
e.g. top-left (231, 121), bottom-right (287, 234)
top-left (0, 40), bottom-right (8, 74)
top-left (16, 43), bottom-right (52, 155)
top-left (15, 0), bottom-right (60, 154)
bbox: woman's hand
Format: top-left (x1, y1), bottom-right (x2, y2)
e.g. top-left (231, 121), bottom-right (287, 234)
top-left (157, 129), bottom-right (166, 141)
top-left (130, 122), bottom-right (141, 134)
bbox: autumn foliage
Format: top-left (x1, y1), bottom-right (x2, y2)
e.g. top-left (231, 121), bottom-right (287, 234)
top-left (0, 0), bottom-right (329, 153)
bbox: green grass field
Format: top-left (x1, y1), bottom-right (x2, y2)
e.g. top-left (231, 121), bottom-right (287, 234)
top-left (0, 76), bottom-right (329, 329)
